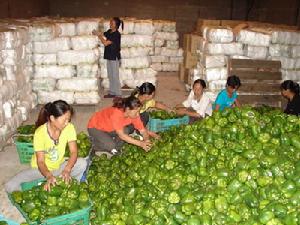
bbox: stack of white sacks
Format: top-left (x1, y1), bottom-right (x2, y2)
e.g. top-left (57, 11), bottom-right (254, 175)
top-left (100, 18), bottom-right (157, 89)
top-left (191, 25), bottom-right (300, 101)
top-left (151, 20), bottom-right (183, 72)
top-left (0, 24), bottom-right (37, 143)
top-left (29, 18), bottom-right (101, 104)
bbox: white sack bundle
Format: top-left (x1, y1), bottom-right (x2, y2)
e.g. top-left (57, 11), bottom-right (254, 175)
top-left (1, 46), bottom-right (26, 65)
top-left (77, 64), bottom-right (99, 77)
top-left (119, 68), bottom-right (134, 81)
top-left (100, 66), bottom-right (108, 78)
top-left (121, 47), bottom-right (152, 58)
top-left (162, 63), bottom-right (180, 72)
top-left (205, 91), bottom-right (219, 102)
top-left (32, 78), bottom-right (56, 92)
top-left (204, 27), bottom-right (234, 43)
top-left (153, 21), bottom-right (164, 32)
top-left (26, 53), bottom-right (33, 66)
top-left (244, 45), bottom-right (268, 59)
top-left (162, 21), bottom-right (176, 32)
top-left (2, 100), bottom-right (15, 119)
top-left (76, 19), bottom-right (100, 35)
top-left (74, 91), bottom-right (100, 104)
top-left (151, 56), bottom-right (169, 63)
top-left (71, 35), bottom-right (99, 50)
top-left (124, 77), bottom-right (157, 89)
top-left (271, 31), bottom-right (300, 45)
top-left (204, 43), bottom-right (244, 55)
top-left (151, 63), bottom-right (162, 71)
top-left (0, 81), bottom-right (17, 102)
top-left (6, 110), bottom-right (23, 133)
top-left (57, 48), bottom-right (100, 65)
top-left (0, 28), bottom-right (27, 49)
top-left (281, 70), bottom-right (300, 81)
top-left (134, 20), bottom-right (154, 35)
top-left (237, 30), bottom-right (271, 47)
top-left (17, 100), bottom-right (32, 121)
top-left (34, 65), bottom-right (75, 79)
top-left (154, 39), bottom-right (165, 47)
top-left (169, 56), bottom-right (183, 64)
top-left (25, 42), bottom-right (32, 53)
top-left (56, 78), bottom-right (98, 92)
top-left (160, 47), bottom-right (183, 57)
top-left (291, 45), bottom-right (300, 58)
top-left (166, 40), bottom-right (179, 49)
top-left (200, 55), bottom-right (227, 68)
top-left (269, 44), bottom-right (291, 57)
top-left (121, 19), bottom-right (135, 34)
top-left (121, 35), bottom-right (153, 47)
top-left (101, 78), bottom-right (109, 89)
top-left (56, 22), bottom-right (76, 37)
top-left (121, 57), bottom-right (150, 69)
top-left (271, 57), bottom-right (295, 70)
top-left (205, 67), bottom-right (228, 82)
top-left (29, 23), bottom-right (60, 42)
top-left (134, 68), bottom-right (157, 78)
top-left (33, 37), bottom-right (70, 54)
top-left (32, 53), bottom-right (57, 65)
top-left (209, 80), bottom-right (227, 91)
top-left (0, 124), bottom-right (9, 141)
top-left (38, 91), bottom-right (75, 104)
top-left (154, 32), bottom-right (178, 41)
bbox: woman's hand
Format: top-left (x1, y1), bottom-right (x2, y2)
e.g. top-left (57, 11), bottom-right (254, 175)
top-left (92, 29), bottom-right (101, 36)
top-left (139, 140), bottom-right (152, 152)
top-left (44, 175), bottom-right (57, 192)
top-left (61, 168), bottom-right (72, 184)
top-left (148, 131), bottom-right (160, 139)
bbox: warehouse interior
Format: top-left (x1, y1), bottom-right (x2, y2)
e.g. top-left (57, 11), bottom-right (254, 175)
top-left (0, 0), bottom-right (300, 224)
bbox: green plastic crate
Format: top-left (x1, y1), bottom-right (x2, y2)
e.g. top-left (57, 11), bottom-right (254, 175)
top-left (13, 135), bottom-right (34, 164)
top-left (148, 116), bottom-right (189, 132)
top-left (9, 179), bottom-right (91, 225)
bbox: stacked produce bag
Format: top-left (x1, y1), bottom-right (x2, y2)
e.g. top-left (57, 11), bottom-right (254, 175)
top-left (29, 18), bottom-right (101, 104)
top-left (150, 20), bottom-right (183, 72)
top-left (0, 23), bottom-right (37, 144)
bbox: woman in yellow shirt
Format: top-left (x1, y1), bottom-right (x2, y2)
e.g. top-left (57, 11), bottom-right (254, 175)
top-left (5, 100), bottom-right (87, 192)
top-left (132, 82), bottom-right (172, 126)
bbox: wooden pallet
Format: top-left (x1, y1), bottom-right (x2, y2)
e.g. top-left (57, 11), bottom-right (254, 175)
top-left (229, 58), bottom-right (282, 107)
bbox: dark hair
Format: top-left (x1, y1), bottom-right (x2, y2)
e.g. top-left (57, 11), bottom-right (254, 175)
top-left (227, 75), bottom-right (241, 89)
top-left (131, 82), bottom-right (156, 97)
top-left (113, 96), bottom-right (142, 110)
top-left (112, 17), bottom-right (124, 30)
top-left (281, 80), bottom-right (300, 95)
top-left (193, 79), bottom-right (207, 89)
top-left (35, 100), bottom-right (73, 128)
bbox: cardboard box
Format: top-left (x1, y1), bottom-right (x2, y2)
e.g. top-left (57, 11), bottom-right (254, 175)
top-left (220, 20), bottom-right (244, 28)
top-left (179, 64), bottom-right (185, 81)
top-left (184, 51), bottom-right (198, 69)
top-left (183, 34), bottom-right (202, 54)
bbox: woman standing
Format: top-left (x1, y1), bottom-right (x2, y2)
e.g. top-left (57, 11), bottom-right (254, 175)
top-left (88, 96), bottom-right (152, 155)
top-left (176, 79), bottom-right (212, 123)
top-left (5, 100), bottom-right (86, 192)
top-left (281, 80), bottom-right (300, 116)
top-left (93, 17), bottom-right (124, 98)
top-left (214, 75), bottom-right (241, 111)
top-left (131, 82), bottom-right (172, 126)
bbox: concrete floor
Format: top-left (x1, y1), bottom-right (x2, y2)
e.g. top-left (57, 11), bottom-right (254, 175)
top-left (0, 72), bottom-right (188, 222)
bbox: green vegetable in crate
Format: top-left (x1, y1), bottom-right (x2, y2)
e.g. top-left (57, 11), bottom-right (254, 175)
top-left (87, 106), bottom-right (300, 224)
top-left (10, 178), bottom-right (89, 223)
top-left (65, 132), bottom-right (91, 158)
top-left (149, 110), bottom-right (181, 120)
top-left (17, 125), bottom-right (36, 135)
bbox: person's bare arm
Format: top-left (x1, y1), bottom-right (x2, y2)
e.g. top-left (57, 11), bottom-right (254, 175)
top-left (176, 108), bottom-right (201, 118)
top-left (116, 129), bottom-right (151, 151)
top-left (234, 99), bottom-right (241, 108)
top-left (155, 102), bottom-right (172, 112)
top-left (92, 30), bottom-right (112, 46)
top-left (36, 152), bottom-right (56, 191)
top-left (61, 141), bottom-right (77, 183)
top-left (214, 104), bottom-right (220, 112)
top-left (139, 129), bottom-right (150, 141)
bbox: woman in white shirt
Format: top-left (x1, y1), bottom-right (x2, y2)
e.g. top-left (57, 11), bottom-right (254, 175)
top-left (176, 79), bottom-right (212, 123)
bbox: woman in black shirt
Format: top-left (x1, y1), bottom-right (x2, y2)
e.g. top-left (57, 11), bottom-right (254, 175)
top-left (93, 17), bottom-right (123, 98)
top-left (281, 80), bottom-right (300, 116)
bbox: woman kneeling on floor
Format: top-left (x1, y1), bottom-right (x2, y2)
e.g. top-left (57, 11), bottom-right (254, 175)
top-left (176, 79), bottom-right (212, 123)
top-left (5, 100), bottom-right (87, 193)
top-left (87, 96), bottom-right (153, 155)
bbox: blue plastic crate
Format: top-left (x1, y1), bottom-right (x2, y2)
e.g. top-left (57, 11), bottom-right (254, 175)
top-left (148, 115), bottom-right (189, 132)
top-left (0, 215), bottom-right (19, 225)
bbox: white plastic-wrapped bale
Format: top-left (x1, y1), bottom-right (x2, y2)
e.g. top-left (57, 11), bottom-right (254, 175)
top-left (76, 19), bottom-right (100, 35)
top-left (134, 68), bottom-right (157, 78)
top-left (124, 77), bottom-right (157, 89)
top-left (134, 20), bottom-right (154, 35)
top-left (162, 63), bottom-right (179, 72)
top-left (32, 37), bottom-right (70, 54)
top-left (291, 46), bottom-right (300, 58)
top-left (271, 57), bottom-right (295, 70)
top-left (209, 80), bottom-right (227, 91)
top-left (269, 44), bottom-right (291, 57)
top-left (74, 91), bottom-right (100, 104)
top-left (237, 30), bottom-right (271, 47)
top-left (154, 39), bottom-right (165, 47)
top-left (71, 35), bottom-right (99, 50)
top-left (77, 64), bottom-right (99, 77)
top-left (153, 21), bottom-right (164, 32)
top-left (101, 78), bottom-right (109, 89)
top-left (121, 35), bottom-right (153, 47)
top-left (121, 57), bottom-right (150, 69)
top-left (204, 27), bottom-right (234, 43)
top-left (205, 67), bottom-right (228, 82)
top-left (271, 30), bottom-right (300, 45)
top-left (166, 40), bottom-right (179, 49)
top-left (6, 110), bottom-right (23, 134)
top-left (0, 81), bottom-right (18, 102)
top-left (118, 68), bottom-right (134, 81)
top-left (0, 27), bottom-right (28, 50)
top-left (29, 22), bottom-right (60, 42)
top-left (1, 47), bottom-right (26, 65)
top-left (32, 78), bottom-right (56, 92)
top-left (154, 32), bottom-right (178, 41)
top-left (38, 91), bottom-right (75, 104)
top-left (203, 42), bottom-right (244, 55)
top-left (244, 45), bottom-right (268, 59)
top-left (57, 48), bottom-right (100, 65)
top-left (151, 63), bottom-right (162, 71)
top-left (121, 47), bottom-right (152, 58)
top-left (162, 21), bottom-right (176, 33)
top-left (169, 57), bottom-right (183, 64)
top-left (56, 78), bottom-right (98, 91)
top-left (32, 53), bottom-right (57, 65)
top-left (200, 55), bottom-right (227, 68)
top-left (2, 100), bottom-right (15, 119)
top-left (281, 70), bottom-right (300, 81)
top-left (56, 21), bottom-right (76, 37)
top-left (150, 56), bottom-right (169, 63)
top-left (17, 100), bottom-right (33, 121)
top-left (121, 19), bottom-right (135, 35)
top-left (160, 47), bottom-right (183, 57)
top-left (34, 65), bottom-right (75, 79)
